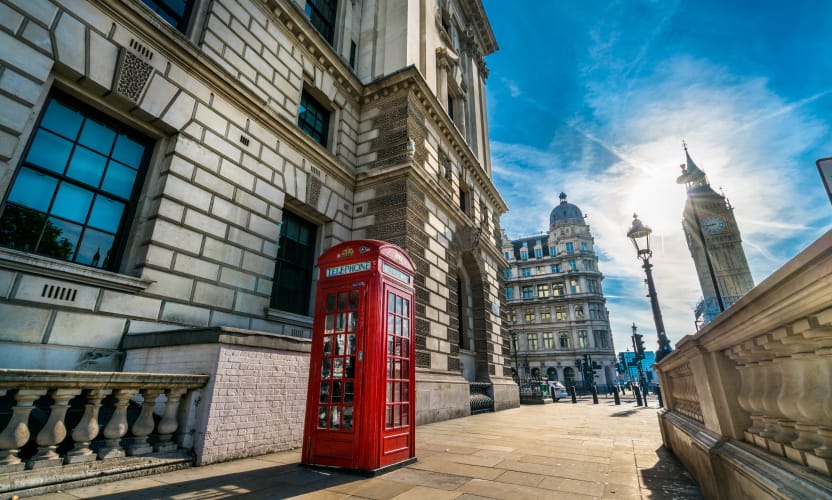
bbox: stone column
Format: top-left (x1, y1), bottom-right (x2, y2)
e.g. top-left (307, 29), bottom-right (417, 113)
top-left (98, 388), bottom-right (138, 460)
top-left (29, 388), bottom-right (82, 469)
top-left (0, 389), bottom-right (45, 472)
top-left (65, 389), bottom-right (112, 464)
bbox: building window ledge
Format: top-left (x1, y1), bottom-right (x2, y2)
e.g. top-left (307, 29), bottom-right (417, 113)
top-left (0, 248), bottom-right (150, 294)
top-left (265, 308), bottom-right (314, 328)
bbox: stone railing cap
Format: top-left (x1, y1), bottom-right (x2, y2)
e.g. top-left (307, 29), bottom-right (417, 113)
top-left (122, 326), bottom-right (312, 353)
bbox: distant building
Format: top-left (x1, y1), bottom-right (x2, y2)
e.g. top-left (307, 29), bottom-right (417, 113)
top-left (677, 147), bottom-right (754, 326)
top-left (501, 193), bottom-right (616, 389)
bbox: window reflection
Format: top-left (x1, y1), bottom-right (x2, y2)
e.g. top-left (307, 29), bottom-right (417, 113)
top-left (0, 93), bottom-right (149, 270)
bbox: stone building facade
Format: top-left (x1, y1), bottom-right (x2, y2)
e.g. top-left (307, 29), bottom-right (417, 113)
top-left (0, 0), bottom-right (515, 429)
top-left (502, 194), bottom-right (616, 389)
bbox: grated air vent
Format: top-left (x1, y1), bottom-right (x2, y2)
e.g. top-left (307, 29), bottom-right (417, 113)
top-left (42, 283), bottom-right (78, 302)
top-left (240, 135), bottom-right (250, 146)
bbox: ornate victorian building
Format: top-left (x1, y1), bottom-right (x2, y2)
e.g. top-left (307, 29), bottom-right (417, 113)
top-left (676, 148), bottom-right (754, 326)
top-left (501, 194), bottom-right (616, 389)
top-left (0, 0), bottom-right (515, 453)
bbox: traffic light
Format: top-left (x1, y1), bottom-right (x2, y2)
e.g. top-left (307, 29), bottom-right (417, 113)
top-left (634, 333), bottom-right (645, 360)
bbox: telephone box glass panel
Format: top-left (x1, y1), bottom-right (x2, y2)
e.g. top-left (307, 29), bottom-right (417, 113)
top-left (318, 289), bottom-right (360, 430)
top-left (385, 291), bottom-right (410, 428)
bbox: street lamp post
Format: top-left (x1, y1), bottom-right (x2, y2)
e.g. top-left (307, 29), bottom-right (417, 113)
top-left (627, 214), bottom-right (673, 362)
top-left (509, 321), bottom-right (520, 384)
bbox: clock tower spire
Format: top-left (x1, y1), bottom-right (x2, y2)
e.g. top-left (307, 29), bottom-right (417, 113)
top-left (677, 145), bottom-right (754, 327)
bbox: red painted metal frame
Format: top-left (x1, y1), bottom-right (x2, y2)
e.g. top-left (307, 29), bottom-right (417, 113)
top-left (302, 240), bottom-right (416, 474)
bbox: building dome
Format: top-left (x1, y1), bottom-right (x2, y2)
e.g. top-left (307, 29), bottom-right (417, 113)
top-left (549, 192), bottom-right (583, 226)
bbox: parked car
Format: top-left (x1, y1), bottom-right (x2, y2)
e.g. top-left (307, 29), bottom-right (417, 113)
top-left (548, 381), bottom-right (569, 401)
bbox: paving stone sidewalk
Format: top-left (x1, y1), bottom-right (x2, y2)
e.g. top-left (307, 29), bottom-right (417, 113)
top-left (28, 397), bottom-right (701, 499)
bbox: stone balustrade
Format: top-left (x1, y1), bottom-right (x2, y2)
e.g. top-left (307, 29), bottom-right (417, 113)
top-left (654, 230), bottom-right (832, 499)
top-left (0, 369), bottom-right (208, 473)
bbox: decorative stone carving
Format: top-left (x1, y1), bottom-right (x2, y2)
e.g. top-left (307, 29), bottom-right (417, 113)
top-left (129, 389), bottom-right (161, 456)
top-left (0, 389), bottom-right (44, 472)
top-left (98, 388), bottom-right (138, 460)
top-left (113, 43), bottom-right (154, 104)
top-left (29, 388), bottom-right (82, 469)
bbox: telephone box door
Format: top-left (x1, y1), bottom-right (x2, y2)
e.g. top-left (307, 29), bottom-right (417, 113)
top-left (304, 283), bottom-right (365, 468)
top-left (379, 284), bottom-right (415, 467)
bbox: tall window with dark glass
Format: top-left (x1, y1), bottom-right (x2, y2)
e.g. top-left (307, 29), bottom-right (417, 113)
top-left (0, 92), bottom-right (150, 270)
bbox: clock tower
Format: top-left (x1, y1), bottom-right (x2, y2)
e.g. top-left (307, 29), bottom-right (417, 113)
top-left (676, 146), bottom-right (754, 326)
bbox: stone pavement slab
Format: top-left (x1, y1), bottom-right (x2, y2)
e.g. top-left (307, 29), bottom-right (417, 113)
top-left (27, 399), bottom-right (701, 499)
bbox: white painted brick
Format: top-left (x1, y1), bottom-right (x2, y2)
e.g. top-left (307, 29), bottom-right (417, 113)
top-left (151, 219), bottom-right (204, 254)
top-left (141, 268), bottom-right (194, 298)
top-left (0, 302), bottom-right (48, 343)
top-left (193, 281), bottom-right (235, 309)
top-left (161, 90), bottom-right (196, 130)
top-left (219, 267), bottom-right (256, 290)
top-left (99, 290), bottom-right (162, 319)
top-left (9, 0), bottom-right (58, 26)
top-left (203, 237), bottom-right (243, 266)
top-left (174, 253), bottom-right (220, 280)
top-left (194, 167), bottom-right (235, 199)
top-left (241, 251), bottom-right (275, 277)
top-left (53, 12), bottom-right (86, 78)
top-left (161, 301), bottom-right (210, 326)
top-left (139, 73), bottom-right (178, 118)
top-left (49, 311), bottom-right (125, 349)
top-left (175, 135), bottom-right (221, 172)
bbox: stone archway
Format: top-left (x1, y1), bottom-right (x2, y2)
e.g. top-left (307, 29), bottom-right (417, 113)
top-left (455, 250), bottom-right (490, 382)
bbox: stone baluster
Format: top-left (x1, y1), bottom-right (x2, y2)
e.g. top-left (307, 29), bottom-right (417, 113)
top-left (744, 361), bottom-right (766, 435)
top-left (773, 355), bottom-right (801, 446)
top-left (29, 388), bottom-right (82, 469)
top-left (98, 388), bottom-right (138, 460)
top-left (156, 388), bottom-right (186, 452)
top-left (65, 389), bottom-right (112, 464)
top-left (815, 350), bottom-right (832, 458)
top-left (735, 362), bottom-right (756, 428)
top-left (757, 360), bottom-right (782, 439)
top-left (792, 353), bottom-right (825, 451)
top-left (0, 388), bottom-right (45, 473)
top-left (129, 389), bottom-right (160, 456)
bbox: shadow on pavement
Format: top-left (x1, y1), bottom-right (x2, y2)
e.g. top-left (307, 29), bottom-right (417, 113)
top-left (639, 446), bottom-right (703, 499)
top-left (86, 462), bottom-right (362, 500)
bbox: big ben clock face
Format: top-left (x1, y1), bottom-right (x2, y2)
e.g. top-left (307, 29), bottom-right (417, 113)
top-left (701, 216), bottom-right (726, 235)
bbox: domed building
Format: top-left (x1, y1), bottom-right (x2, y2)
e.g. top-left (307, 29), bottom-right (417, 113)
top-left (501, 193), bottom-right (617, 390)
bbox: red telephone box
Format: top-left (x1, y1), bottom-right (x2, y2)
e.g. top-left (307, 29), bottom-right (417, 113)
top-left (302, 240), bottom-right (416, 475)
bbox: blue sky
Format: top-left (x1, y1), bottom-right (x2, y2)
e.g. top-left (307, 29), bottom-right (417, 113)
top-left (482, 0), bottom-right (832, 354)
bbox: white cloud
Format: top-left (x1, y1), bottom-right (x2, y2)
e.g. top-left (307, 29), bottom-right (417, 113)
top-left (496, 56), bottom-right (830, 353)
